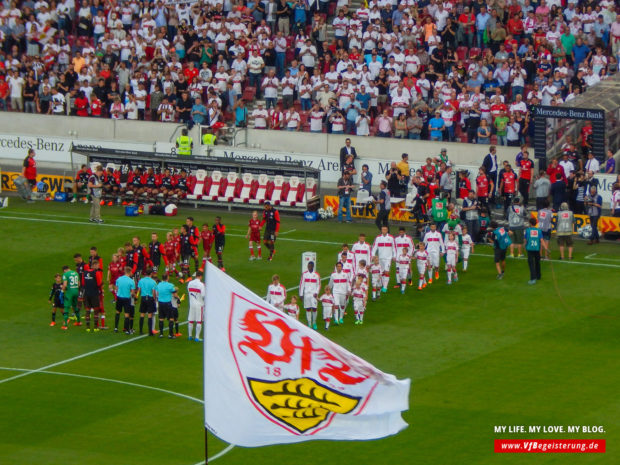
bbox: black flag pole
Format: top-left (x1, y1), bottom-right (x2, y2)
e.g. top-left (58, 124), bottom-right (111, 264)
top-left (205, 426), bottom-right (209, 464)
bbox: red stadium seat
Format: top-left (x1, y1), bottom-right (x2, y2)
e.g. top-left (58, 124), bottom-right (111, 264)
top-left (469, 47), bottom-right (481, 59)
top-left (249, 174), bottom-right (271, 204)
top-left (242, 86), bottom-right (256, 101)
top-left (456, 46), bottom-right (468, 61)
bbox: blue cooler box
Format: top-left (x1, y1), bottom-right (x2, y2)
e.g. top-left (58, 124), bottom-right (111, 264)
top-left (125, 206), bottom-right (139, 216)
top-left (304, 211), bottom-right (318, 222)
top-left (54, 192), bottom-right (67, 202)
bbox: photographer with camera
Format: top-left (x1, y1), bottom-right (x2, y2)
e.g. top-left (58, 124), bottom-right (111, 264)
top-left (584, 186), bottom-right (602, 245)
top-left (386, 162), bottom-right (402, 198)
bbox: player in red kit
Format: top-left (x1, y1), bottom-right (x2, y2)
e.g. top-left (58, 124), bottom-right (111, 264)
top-left (499, 164), bottom-right (518, 218)
top-left (107, 253), bottom-right (124, 311)
top-left (164, 232), bottom-right (179, 275)
top-left (200, 223), bottom-right (214, 266)
top-left (246, 211), bottom-right (262, 260)
top-left (476, 166), bottom-right (491, 215)
top-left (518, 151), bottom-right (533, 206)
top-left (172, 227), bottom-right (182, 268)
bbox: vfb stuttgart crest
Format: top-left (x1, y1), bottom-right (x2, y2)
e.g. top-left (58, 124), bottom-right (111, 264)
top-left (228, 293), bottom-right (380, 436)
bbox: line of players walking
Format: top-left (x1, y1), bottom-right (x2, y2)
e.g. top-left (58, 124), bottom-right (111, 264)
top-left (267, 224), bottom-right (474, 331)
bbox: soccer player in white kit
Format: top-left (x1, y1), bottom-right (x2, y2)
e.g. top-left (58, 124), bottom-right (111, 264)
top-left (351, 277), bottom-right (368, 325)
top-left (372, 226), bottom-right (396, 293)
top-left (266, 274), bottom-right (287, 311)
top-left (444, 232), bottom-right (459, 285)
top-left (414, 242), bottom-right (429, 290)
top-left (187, 270), bottom-right (205, 341)
top-left (396, 247), bottom-right (412, 294)
top-left (351, 233), bottom-right (371, 272)
top-left (369, 255), bottom-right (382, 300)
top-left (423, 223), bottom-right (445, 283)
top-left (337, 243), bottom-right (354, 268)
top-left (394, 227), bottom-right (414, 286)
top-left (329, 262), bottom-right (350, 325)
top-left (299, 261), bottom-right (321, 329)
top-left (461, 225), bottom-right (475, 271)
top-left (318, 285), bottom-right (335, 330)
top-left (283, 296), bottom-right (300, 320)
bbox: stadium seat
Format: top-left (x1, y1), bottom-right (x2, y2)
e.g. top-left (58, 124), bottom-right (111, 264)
top-left (242, 86), bottom-right (256, 102)
top-left (351, 189), bottom-right (373, 213)
top-left (268, 175), bottom-right (285, 205)
top-left (401, 192), bottom-right (416, 212)
top-left (221, 172), bottom-right (239, 202)
top-left (305, 177), bottom-right (317, 202)
top-left (204, 170), bottom-right (223, 201)
top-left (456, 46), bottom-right (468, 61)
top-left (280, 176), bottom-right (301, 207)
top-left (248, 174), bottom-right (270, 204)
top-left (233, 173), bottom-right (255, 203)
top-left (187, 170), bottom-right (207, 200)
top-left (469, 47), bottom-right (481, 59)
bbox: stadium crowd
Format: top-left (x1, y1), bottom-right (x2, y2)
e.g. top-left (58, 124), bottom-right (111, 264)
top-left (0, 0), bottom-right (618, 144)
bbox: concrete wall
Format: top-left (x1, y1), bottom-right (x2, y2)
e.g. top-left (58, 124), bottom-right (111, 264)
top-left (0, 112), bottom-right (522, 168)
top-left (242, 129), bottom-right (520, 166)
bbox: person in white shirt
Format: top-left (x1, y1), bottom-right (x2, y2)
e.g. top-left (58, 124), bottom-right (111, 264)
top-left (284, 106), bottom-right (300, 131)
top-left (299, 39), bottom-right (317, 72)
top-left (125, 94), bottom-right (138, 120)
top-left (309, 103), bottom-right (325, 133)
top-left (355, 108), bottom-right (371, 136)
top-left (351, 233), bottom-right (371, 272)
top-left (8, 71), bottom-right (25, 111)
top-left (251, 102), bottom-right (269, 129)
top-left (299, 261), bottom-right (321, 329)
top-left (423, 223), bottom-right (445, 283)
top-left (413, 242), bottom-right (429, 290)
top-left (583, 68), bottom-right (601, 87)
top-left (266, 274), bottom-right (287, 311)
top-left (396, 248), bottom-right (412, 294)
top-left (51, 88), bottom-right (66, 115)
top-left (460, 226), bottom-right (475, 272)
top-left (584, 152), bottom-right (600, 173)
top-left (318, 286), bottom-right (335, 330)
top-left (187, 271), bottom-right (205, 342)
top-left (371, 226), bottom-right (396, 292)
top-left (351, 277), bottom-right (368, 325)
top-left (329, 262), bottom-right (351, 325)
top-left (444, 232), bottom-right (460, 285)
top-left (559, 154), bottom-right (575, 179)
top-left (261, 70), bottom-right (279, 109)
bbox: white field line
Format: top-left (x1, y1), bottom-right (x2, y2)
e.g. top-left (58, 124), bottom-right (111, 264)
top-left (0, 366), bottom-right (235, 463)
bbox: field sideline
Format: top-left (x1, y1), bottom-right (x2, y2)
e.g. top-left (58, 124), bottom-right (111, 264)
top-left (0, 200), bottom-right (618, 465)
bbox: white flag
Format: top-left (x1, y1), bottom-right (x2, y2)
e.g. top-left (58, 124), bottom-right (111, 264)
top-left (204, 262), bottom-right (410, 447)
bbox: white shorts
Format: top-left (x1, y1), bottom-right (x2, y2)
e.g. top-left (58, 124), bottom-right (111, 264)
top-left (462, 248), bottom-right (470, 260)
top-left (333, 293), bottom-right (347, 308)
top-left (416, 262), bottom-right (427, 275)
top-left (379, 258), bottom-right (392, 273)
top-left (322, 305), bottom-right (333, 320)
top-left (446, 254), bottom-right (457, 267)
top-left (188, 304), bottom-right (203, 322)
top-left (371, 273), bottom-right (382, 288)
top-left (397, 267), bottom-right (409, 282)
top-left (353, 299), bottom-right (365, 313)
top-left (428, 250), bottom-right (440, 268)
top-left (303, 294), bottom-right (317, 309)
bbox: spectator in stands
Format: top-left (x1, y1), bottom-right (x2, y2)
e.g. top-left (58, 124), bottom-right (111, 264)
top-left (584, 151), bottom-right (600, 173)
top-left (386, 162), bottom-right (402, 198)
top-left (605, 150), bottom-right (616, 174)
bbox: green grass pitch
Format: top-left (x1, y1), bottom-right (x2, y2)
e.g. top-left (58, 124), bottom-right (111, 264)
top-left (0, 200), bottom-right (618, 465)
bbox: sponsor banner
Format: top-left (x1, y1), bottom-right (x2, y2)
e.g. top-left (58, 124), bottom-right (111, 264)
top-left (323, 195), bottom-right (417, 223)
top-left (204, 262), bottom-right (410, 447)
top-left (0, 171), bottom-right (72, 194)
top-left (531, 211), bottom-right (620, 234)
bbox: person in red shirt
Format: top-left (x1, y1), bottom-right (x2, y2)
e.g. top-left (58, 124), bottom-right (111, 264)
top-left (421, 157), bottom-right (436, 182)
top-left (499, 164), bottom-right (518, 217)
top-left (245, 210), bottom-right (262, 260)
top-left (20, 148), bottom-right (37, 201)
top-left (476, 166), bottom-right (492, 215)
top-left (546, 158), bottom-right (565, 184)
top-left (75, 91), bottom-right (89, 116)
top-left (580, 121), bottom-right (593, 156)
top-left (200, 223), bottom-right (214, 265)
top-left (457, 170), bottom-right (471, 199)
top-left (518, 150), bottom-right (534, 205)
top-left (0, 78), bottom-right (9, 110)
top-left (183, 61), bottom-right (199, 81)
top-left (90, 95), bottom-right (102, 117)
top-left (107, 252), bottom-right (124, 305)
top-left (164, 232), bottom-right (179, 275)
